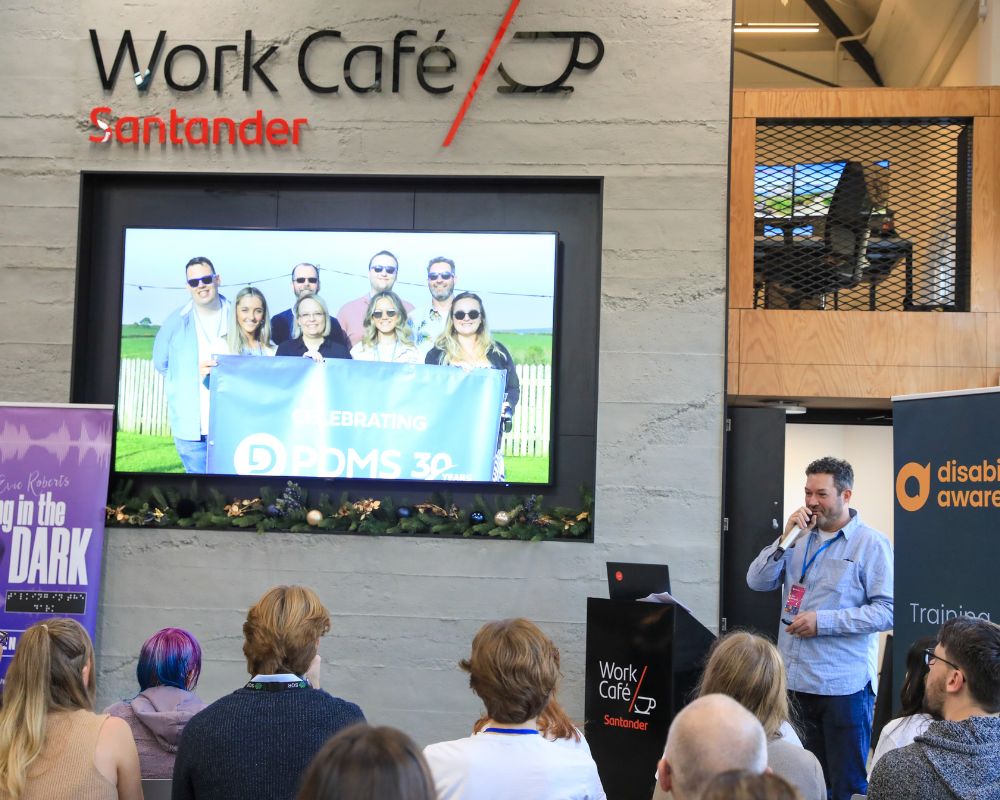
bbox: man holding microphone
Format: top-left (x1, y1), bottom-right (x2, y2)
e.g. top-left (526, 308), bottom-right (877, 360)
top-left (747, 456), bottom-right (894, 800)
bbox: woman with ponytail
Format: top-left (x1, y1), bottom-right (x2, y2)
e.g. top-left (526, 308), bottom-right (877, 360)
top-left (0, 618), bottom-right (142, 800)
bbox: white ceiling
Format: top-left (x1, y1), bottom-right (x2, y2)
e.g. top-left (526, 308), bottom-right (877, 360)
top-left (734, 0), bottom-right (979, 86)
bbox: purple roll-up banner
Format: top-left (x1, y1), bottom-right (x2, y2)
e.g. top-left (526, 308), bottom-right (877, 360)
top-left (0, 403), bottom-right (114, 687)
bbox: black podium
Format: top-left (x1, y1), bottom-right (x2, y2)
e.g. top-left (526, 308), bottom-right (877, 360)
top-left (583, 598), bottom-right (715, 800)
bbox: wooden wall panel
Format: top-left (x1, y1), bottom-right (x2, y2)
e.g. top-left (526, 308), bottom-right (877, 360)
top-left (728, 119), bottom-right (756, 309)
top-left (742, 88), bottom-right (990, 119)
top-left (738, 310), bottom-right (987, 368)
top-left (728, 309), bottom-right (740, 395)
top-left (739, 364), bottom-right (989, 399)
top-left (971, 116), bottom-right (1000, 312)
top-left (726, 88), bottom-right (1000, 404)
top-left (986, 313), bottom-right (1000, 370)
top-left (732, 91), bottom-right (746, 119)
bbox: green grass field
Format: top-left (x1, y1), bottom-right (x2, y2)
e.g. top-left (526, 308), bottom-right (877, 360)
top-left (492, 332), bottom-right (552, 366)
top-left (115, 432), bottom-right (184, 473)
top-left (121, 323), bottom-right (158, 360)
top-left (115, 431), bottom-right (549, 484)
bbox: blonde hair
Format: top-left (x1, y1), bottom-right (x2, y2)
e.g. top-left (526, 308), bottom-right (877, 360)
top-left (243, 585), bottom-right (331, 676)
top-left (462, 618), bottom-right (579, 741)
top-left (360, 291), bottom-right (414, 350)
top-left (432, 292), bottom-right (497, 365)
top-left (0, 619), bottom-right (96, 799)
top-left (697, 631), bottom-right (792, 738)
top-left (702, 770), bottom-right (804, 800)
top-left (227, 286), bottom-right (274, 354)
top-left (291, 294), bottom-right (332, 340)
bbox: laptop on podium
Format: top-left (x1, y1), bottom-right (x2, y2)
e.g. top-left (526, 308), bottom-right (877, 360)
top-left (606, 562), bottom-right (671, 600)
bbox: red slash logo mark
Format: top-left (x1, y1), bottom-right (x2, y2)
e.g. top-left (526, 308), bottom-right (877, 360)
top-left (441, 0), bottom-right (522, 147)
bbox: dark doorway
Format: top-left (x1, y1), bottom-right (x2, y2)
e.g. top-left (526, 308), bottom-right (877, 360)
top-left (722, 407), bottom-right (786, 635)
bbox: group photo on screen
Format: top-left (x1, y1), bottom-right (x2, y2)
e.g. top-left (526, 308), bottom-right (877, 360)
top-left (116, 228), bottom-right (558, 484)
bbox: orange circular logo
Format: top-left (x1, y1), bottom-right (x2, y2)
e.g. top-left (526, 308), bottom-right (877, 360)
top-left (896, 462), bottom-right (931, 512)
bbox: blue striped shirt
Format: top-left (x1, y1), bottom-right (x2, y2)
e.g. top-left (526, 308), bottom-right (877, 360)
top-left (747, 509), bottom-right (894, 695)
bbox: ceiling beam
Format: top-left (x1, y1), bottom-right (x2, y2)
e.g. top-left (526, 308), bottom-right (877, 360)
top-left (734, 49), bottom-right (840, 88)
top-left (803, 0), bottom-right (884, 86)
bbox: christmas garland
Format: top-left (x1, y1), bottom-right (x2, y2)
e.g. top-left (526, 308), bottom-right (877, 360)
top-left (106, 481), bottom-right (593, 541)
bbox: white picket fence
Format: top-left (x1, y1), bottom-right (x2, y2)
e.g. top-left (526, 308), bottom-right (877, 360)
top-left (502, 364), bottom-right (551, 458)
top-left (118, 359), bottom-right (171, 435)
top-left (117, 359), bottom-right (552, 456)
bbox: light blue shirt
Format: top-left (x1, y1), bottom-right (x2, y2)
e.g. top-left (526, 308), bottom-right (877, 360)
top-left (747, 509), bottom-right (893, 695)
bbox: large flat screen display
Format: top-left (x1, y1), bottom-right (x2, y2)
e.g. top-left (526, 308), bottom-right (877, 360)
top-left (116, 228), bottom-right (558, 485)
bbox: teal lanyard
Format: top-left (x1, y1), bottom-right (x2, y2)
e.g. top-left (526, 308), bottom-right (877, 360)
top-left (799, 532), bottom-right (842, 583)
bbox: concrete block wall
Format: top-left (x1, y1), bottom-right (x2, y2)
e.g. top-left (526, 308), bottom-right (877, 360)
top-left (1, 0), bottom-right (732, 744)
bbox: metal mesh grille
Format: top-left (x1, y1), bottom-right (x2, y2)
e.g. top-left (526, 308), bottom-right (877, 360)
top-left (753, 119), bottom-right (973, 311)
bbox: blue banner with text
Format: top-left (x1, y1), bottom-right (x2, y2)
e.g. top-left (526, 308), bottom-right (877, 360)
top-left (207, 356), bottom-right (505, 481)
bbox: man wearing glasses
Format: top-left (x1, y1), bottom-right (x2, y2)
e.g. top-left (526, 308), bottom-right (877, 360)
top-left (270, 263), bottom-right (349, 348)
top-left (412, 257), bottom-right (457, 353)
top-left (153, 256), bottom-right (230, 473)
top-left (746, 456), bottom-right (894, 800)
top-left (337, 250), bottom-right (414, 346)
top-left (868, 617), bottom-right (1000, 799)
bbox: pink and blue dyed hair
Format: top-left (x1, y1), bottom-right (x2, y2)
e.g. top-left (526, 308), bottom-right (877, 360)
top-left (136, 627), bottom-right (202, 691)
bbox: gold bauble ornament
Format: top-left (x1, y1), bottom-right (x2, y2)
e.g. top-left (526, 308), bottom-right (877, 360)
top-left (494, 510), bottom-right (512, 527)
top-left (306, 509), bottom-right (324, 526)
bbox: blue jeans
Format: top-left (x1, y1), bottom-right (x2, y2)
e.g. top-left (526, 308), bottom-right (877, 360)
top-left (174, 436), bottom-right (207, 473)
top-left (791, 683), bottom-right (874, 800)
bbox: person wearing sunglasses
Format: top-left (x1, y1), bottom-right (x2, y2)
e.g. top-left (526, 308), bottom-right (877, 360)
top-left (276, 294), bottom-right (352, 363)
top-left (413, 257), bottom-right (458, 353)
top-left (350, 291), bottom-right (421, 364)
top-left (153, 256), bottom-right (230, 473)
top-left (270, 263), bottom-right (350, 349)
top-left (424, 292), bottom-right (519, 481)
top-left (338, 251), bottom-right (415, 347)
top-left (868, 617), bottom-right (1000, 800)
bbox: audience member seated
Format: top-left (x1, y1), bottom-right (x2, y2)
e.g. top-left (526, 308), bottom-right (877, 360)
top-left (0, 618), bottom-right (142, 800)
top-left (868, 635), bottom-right (938, 778)
top-left (867, 617), bottom-right (1000, 800)
top-left (104, 627), bottom-right (206, 779)
top-left (423, 618), bottom-right (606, 800)
top-left (172, 585), bottom-right (366, 800)
top-left (673, 631), bottom-right (825, 800)
top-left (655, 694), bottom-right (768, 800)
top-left (298, 724), bottom-right (436, 800)
top-left (702, 770), bottom-right (804, 800)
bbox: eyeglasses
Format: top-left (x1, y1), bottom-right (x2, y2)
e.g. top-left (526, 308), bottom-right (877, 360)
top-left (454, 310), bottom-right (481, 321)
top-left (294, 276), bottom-right (319, 285)
top-left (298, 312), bottom-right (325, 320)
top-left (428, 271), bottom-right (454, 281)
top-left (370, 265), bottom-right (397, 274)
top-left (186, 275), bottom-right (215, 287)
top-left (924, 648), bottom-right (961, 671)
top-left (371, 310), bottom-right (398, 319)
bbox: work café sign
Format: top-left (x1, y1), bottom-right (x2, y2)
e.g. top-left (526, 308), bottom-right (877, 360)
top-left (86, 18), bottom-right (605, 148)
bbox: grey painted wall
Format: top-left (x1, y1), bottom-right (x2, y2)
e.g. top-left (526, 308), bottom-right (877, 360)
top-left (1, 0), bottom-right (732, 744)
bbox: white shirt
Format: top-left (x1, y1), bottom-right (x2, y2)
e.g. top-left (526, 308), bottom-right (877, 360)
top-left (868, 713), bottom-right (934, 778)
top-left (424, 731), bottom-right (607, 800)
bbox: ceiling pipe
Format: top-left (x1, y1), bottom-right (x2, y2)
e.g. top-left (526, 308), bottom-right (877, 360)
top-left (833, 22), bottom-right (875, 85)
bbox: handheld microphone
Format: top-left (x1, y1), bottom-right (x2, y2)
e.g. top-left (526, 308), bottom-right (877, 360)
top-left (772, 517), bottom-right (811, 562)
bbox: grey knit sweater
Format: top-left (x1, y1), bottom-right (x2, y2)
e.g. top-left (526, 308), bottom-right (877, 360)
top-left (171, 687), bottom-right (365, 800)
top-left (867, 716), bottom-right (1000, 800)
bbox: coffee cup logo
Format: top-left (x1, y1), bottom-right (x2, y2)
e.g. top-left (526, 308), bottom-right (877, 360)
top-left (896, 462), bottom-right (930, 512)
top-left (632, 695), bottom-right (656, 715)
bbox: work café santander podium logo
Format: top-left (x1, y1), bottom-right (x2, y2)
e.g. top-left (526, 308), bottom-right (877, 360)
top-left (86, 11), bottom-right (605, 149)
